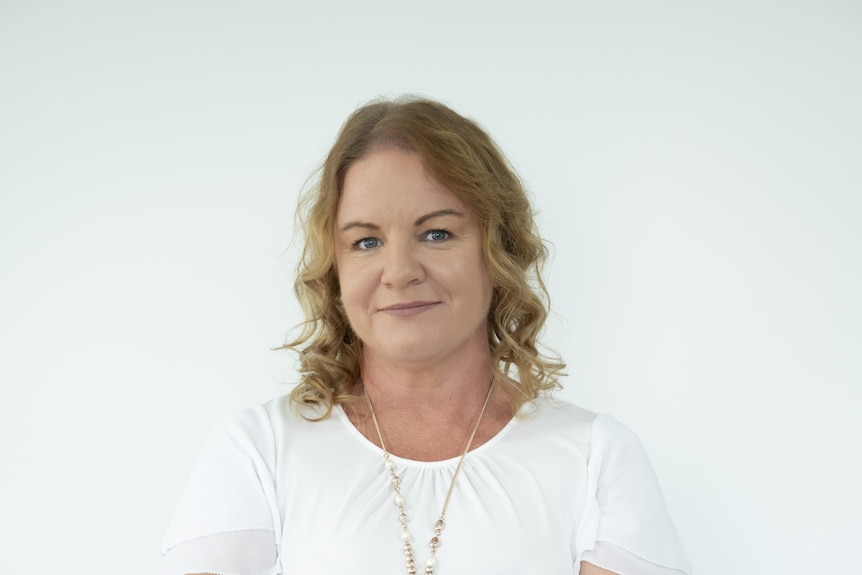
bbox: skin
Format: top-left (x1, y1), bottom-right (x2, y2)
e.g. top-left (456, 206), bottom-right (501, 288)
top-left (334, 147), bottom-right (494, 373)
top-left (579, 563), bottom-right (618, 575)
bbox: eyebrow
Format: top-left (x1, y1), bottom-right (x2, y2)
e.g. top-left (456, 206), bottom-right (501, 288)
top-left (414, 208), bottom-right (465, 226)
top-left (338, 208), bottom-right (466, 232)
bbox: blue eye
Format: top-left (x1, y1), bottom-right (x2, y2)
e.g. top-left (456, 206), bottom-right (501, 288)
top-left (424, 230), bottom-right (450, 242)
top-left (354, 237), bottom-right (381, 250)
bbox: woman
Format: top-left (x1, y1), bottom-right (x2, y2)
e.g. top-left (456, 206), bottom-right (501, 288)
top-left (159, 97), bottom-right (692, 575)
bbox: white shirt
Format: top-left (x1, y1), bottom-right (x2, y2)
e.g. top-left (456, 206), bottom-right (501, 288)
top-left (159, 395), bottom-right (692, 575)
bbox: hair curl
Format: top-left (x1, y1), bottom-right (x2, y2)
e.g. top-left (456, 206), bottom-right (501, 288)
top-left (283, 96), bottom-right (564, 418)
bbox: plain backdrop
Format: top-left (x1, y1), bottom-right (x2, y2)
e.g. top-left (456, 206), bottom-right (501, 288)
top-left (1, 1), bottom-right (860, 573)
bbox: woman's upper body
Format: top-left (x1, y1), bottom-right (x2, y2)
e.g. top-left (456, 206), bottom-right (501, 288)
top-left (159, 97), bottom-right (692, 575)
top-left (159, 394), bottom-right (691, 575)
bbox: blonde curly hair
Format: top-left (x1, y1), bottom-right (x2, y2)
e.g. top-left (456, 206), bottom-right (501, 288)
top-left (284, 96), bottom-right (564, 418)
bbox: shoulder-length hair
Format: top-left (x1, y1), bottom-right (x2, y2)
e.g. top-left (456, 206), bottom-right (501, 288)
top-left (284, 96), bottom-right (564, 418)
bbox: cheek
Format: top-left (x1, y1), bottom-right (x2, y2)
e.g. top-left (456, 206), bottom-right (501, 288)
top-left (446, 257), bottom-right (493, 305)
top-left (472, 257), bottom-right (495, 309)
top-left (337, 261), bottom-right (375, 311)
top-left (477, 269), bottom-right (494, 309)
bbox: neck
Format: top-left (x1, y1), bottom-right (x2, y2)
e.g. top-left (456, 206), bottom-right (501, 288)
top-left (359, 346), bottom-right (495, 413)
top-left (350, 347), bottom-right (510, 462)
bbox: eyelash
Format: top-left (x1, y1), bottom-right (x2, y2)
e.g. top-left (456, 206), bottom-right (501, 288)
top-left (422, 229), bottom-right (451, 242)
top-left (352, 237), bottom-right (381, 250)
top-left (351, 229), bottom-right (452, 251)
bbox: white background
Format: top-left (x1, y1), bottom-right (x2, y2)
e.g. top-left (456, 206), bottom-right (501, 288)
top-left (1, 1), bottom-right (860, 573)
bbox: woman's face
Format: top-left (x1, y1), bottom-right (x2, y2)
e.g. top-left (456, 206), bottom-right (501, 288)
top-left (334, 148), bottom-right (493, 367)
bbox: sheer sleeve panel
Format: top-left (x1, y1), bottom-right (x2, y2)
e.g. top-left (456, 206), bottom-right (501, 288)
top-left (582, 541), bottom-right (689, 575)
top-left (157, 530), bottom-right (278, 575)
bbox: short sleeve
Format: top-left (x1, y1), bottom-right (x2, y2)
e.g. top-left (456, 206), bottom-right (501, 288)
top-left (158, 406), bottom-right (282, 575)
top-left (575, 415), bottom-right (692, 575)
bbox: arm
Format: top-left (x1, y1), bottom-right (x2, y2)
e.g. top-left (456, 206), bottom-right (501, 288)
top-left (580, 561), bottom-right (618, 575)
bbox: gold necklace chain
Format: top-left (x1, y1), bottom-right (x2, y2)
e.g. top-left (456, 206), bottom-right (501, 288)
top-left (363, 378), bottom-right (496, 575)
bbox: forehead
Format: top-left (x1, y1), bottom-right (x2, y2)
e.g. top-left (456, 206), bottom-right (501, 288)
top-left (336, 149), bottom-right (469, 221)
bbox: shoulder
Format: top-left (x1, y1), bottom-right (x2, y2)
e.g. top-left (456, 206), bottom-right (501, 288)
top-left (201, 398), bottom-right (279, 454)
top-left (213, 394), bottom-right (326, 437)
top-left (524, 397), bottom-right (624, 442)
top-left (509, 397), bottom-right (601, 460)
top-left (518, 397), bottom-right (658, 475)
top-left (585, 413), bottom-right (657, 482)
top-left (195, 394), bottom-right (319, 471)
top-left (525, 395), bottom-right (598, 428)
top-left (590, 413), bottom-right (647, 458)
top-left (530, 396), bottom-right (643, 445)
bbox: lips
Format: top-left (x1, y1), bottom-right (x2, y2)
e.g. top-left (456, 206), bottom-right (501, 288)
top-left (378, 301), bottom-right (440, 316)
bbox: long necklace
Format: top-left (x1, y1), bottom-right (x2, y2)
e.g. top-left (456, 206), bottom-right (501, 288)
top-left (363, 378), bottom-right (496, 575)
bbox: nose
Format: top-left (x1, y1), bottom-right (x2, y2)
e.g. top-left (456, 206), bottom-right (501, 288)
top-left (380, 241), bottom-right (425, 288)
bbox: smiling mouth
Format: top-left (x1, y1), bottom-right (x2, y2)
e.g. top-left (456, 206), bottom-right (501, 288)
top-left (378, 301), bottom-right (440, 316)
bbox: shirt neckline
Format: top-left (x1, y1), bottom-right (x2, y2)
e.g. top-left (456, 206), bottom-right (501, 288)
top-left (334, 402), bottom-right (523, 467)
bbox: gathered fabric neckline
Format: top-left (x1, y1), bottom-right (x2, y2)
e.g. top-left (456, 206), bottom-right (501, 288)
top-left (334, 402), bottom-right (522, 466)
